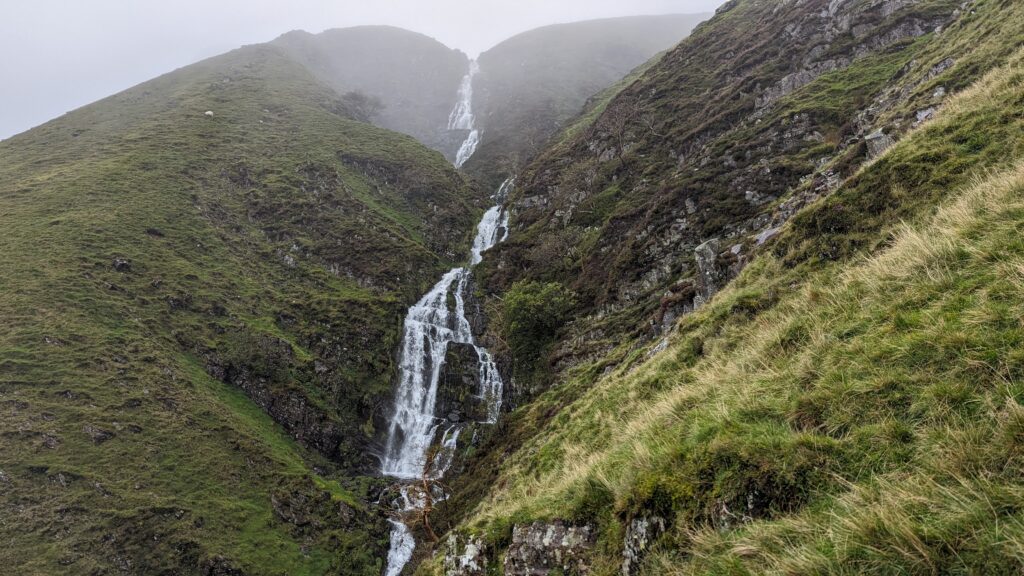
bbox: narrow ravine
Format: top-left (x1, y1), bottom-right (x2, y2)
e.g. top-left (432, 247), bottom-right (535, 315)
top-left (382, 60), bottom-right (509, 576)
top-left (449, 60), bottom-right (481, 169)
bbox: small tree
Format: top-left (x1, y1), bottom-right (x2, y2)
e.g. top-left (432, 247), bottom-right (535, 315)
top-left (501, 281), bottom-right (575, 364)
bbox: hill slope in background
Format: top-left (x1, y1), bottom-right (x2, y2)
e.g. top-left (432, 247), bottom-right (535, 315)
top-left (272, 26), bottom-right (470, 158)
top-left (427, 0), bottom-right (1024, 573)
top-left (465, 14), bottom-right (709, 187)
top-left (273, 17), bottom-right (706, 172)
top-left (0, 43), bottom-right (483, 574)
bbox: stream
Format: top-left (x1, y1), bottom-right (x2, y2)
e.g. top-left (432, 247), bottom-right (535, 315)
top-left (381, 59), bottom-right (509, 576)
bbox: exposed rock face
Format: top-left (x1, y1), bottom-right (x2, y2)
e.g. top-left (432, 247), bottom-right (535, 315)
top-left (204, 336), bottom-right (350, 463)
top-left (621, 516), bottom-right (667, 576)
top-left (444, 533), bottom-right (489, 576)
top-left (757, 58), bottom-right (850, 109)
top-left (437, 343), bottom-right (490, 423)
top-left (865, 129), bottom-right (896, 157)
top-left (504, 521), bottom-right (595, 575)
top-left (694, 238), bottom-right (725, 308)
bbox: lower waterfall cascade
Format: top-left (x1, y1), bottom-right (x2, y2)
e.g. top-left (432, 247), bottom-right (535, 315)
top-left (381, 169), bottom-right (512, 574)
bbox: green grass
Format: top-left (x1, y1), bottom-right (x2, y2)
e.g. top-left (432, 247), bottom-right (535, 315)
top-left (428, 3), bottom-right (1024, 574)
top-left (0, 43), bottom-right (482, 574)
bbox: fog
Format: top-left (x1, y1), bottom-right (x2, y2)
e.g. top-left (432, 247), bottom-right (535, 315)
top-left (0, 0), bottom-right (722, 140)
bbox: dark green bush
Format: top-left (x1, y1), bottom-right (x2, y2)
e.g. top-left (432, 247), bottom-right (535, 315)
top-left (501, 281), bottom-right (575, 363)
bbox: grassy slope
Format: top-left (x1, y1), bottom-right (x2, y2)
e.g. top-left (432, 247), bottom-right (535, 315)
top-left (0, 44), bottom-right (480, 574)
top-left (426, 1), bottom-right (1024, 574)
top-left (480, 0), bottom-right (994, 366)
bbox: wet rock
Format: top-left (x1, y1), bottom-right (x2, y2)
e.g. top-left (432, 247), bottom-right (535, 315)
top-left (504, 521), bottom-right (595, 575)
top-left (445, 532), bottom-right (488, 576)
top-left (621, 516), bottom-right (667, 576)
top-left (205, 339), bottom-right (349, 463)
top-left (437, 343), bottom-right (490, 423)
top-left (271, 491), bottom-right (314, 527)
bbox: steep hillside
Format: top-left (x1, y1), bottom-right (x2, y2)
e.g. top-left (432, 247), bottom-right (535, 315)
top-left (273, 26), bottom-right (470, 158)
top-left (425, 0), bottom-right (1024, 573)
top-left (480, 0), bottom-right (1021, 388)
top-left (0, 43), bottom-right (483, 574)
top-left (464, 14), bottom-right (708, 188)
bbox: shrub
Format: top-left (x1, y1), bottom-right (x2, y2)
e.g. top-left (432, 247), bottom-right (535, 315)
top-left (501, 281), bottom-right (575, 364)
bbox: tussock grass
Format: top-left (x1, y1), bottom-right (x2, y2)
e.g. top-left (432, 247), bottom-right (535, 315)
top-left (452, 44), bottom-right (1024, 574)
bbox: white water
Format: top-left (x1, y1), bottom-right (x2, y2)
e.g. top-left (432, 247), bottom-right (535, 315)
top-left (384, 520), bottom-right (415, 576)
top-left (450, 61), bottom-right (481, 168)
top-left (382, 60), bottom-right (511, 575)
top-left (380, 194), bottom-right (511, 477)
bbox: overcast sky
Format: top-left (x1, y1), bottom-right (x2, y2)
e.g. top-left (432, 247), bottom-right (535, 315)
top-left (0, 1), bottom-right (722, 140)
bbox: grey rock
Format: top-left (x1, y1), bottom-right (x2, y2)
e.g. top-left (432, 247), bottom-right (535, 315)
top-left (694, 238), bottom-right (723, 307)
top-left (865, 129), bottom-right (895, 157)
top-left (757, 59), bottom-right (850, 109)
top-left (504, 521), bottom-right (595, 575)
top-left (927, 57), bottom-right (956, 80)
top-left (915, 107), bottom-right (938, 126)
top-left (622, 516), bottom-right (667, 576)
top-left (755, 227), bottom-right (782, 246)
top-left (445, 533), bottom-right (488, 576)
top-left (82, 424), bottom-right (114, 444)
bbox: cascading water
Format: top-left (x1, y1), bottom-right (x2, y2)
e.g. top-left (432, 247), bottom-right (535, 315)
top-left (383, 60), bottom-right (511, 576)
top-left (380, 196), bottom-right (511, 477)
top-left (449, 61), bottom-right (481, 168)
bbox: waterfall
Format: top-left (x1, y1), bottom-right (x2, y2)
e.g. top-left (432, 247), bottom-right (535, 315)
top-left (382, 64), bottom-right (511, 572)
top-left (384, 520), bottom-right (415, 576)
top-left (380, 187), bottom-right (511, 477)
top-left (450, 61), bottom-right (481, 168)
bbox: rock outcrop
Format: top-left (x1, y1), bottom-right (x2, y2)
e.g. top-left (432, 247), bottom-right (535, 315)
top-left (621, 516), bottom-right (667, 576)
top-left (504, 521), bottom-right (595, 575)
top-left (444, 533), bottom-right (489, 576)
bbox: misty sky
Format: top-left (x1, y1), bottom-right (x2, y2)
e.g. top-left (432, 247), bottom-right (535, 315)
top-left (0, 0), bottom-right (722, 140)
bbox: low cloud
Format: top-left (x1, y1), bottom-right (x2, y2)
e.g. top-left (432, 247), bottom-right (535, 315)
top-left (0, 0), bottom-right (722, 139)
